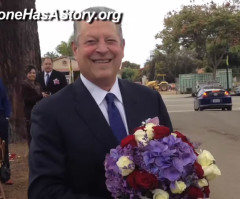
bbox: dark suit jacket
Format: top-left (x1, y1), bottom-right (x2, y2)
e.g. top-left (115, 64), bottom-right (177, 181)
top-left (21, 80), bottom-right (43, 120)
top-left (28, 78), bottom-right (173, 199)
top-left (36, 70), bottom-right (67, 94)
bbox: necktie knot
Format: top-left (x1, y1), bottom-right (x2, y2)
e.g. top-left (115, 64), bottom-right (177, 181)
top-left (105, 93), bottom-right (115, 104)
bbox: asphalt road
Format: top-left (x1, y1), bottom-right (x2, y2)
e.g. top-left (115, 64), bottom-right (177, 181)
top-left (161, 94), bottom-right (240, 199)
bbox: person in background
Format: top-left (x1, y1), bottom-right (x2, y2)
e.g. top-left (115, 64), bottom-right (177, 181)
top-left (28, 6), bottom-right (173, 199)
top-left (21, 65), bottom-right (46, 147)
top-left (36, 57), bottom-right (67, 95)
top-left (0, 78), bottom-right (13, 185)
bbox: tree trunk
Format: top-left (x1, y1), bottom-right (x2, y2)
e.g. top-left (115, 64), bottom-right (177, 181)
top-left (0, 0), bottom-right (41, 141)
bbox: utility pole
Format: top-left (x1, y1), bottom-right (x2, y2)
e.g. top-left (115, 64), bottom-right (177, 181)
top-left (226, 53), bottom-right (229, 92)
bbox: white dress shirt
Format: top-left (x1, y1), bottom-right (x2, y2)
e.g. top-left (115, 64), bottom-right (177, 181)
top-left (80, 74), bottom-right (129, 134)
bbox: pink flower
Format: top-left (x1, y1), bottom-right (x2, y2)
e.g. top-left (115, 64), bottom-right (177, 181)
top-left (53, 78), bottom-right (60, 85)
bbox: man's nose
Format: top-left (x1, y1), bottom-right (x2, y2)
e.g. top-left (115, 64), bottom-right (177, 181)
top-left (96, 41), bottom-right (109, 54)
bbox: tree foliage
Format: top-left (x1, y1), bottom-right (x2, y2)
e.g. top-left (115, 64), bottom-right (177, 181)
top-left (44, 51), bottom-right (60, 59)
top-left (121, 67), bottom-right (139, 81)
top-left (122, 61), bottom-right (140, 69)
top-left (56, 34), bottom-right (74, 56)
top-left (155, 0), bottom-right (240, 79)
top-left (121, 61), bottom-right (141, 82)
top-left (143, 49), bottom-right (200, 82)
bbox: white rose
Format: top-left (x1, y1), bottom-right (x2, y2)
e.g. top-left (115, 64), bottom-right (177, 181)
top-left (144, 123), bottom-right (155, 140)
top-left (116, 156), bottom-right (135, 176)
top-left (197, 150), bottom-right (215, 167)
top-left (203, 164), bottom-right (221, 181)
top-left (170, 181), bottom-right (186, 194)
top-left (134, 129), bottom-right (148, 146)
top-left (171, 133), bottom-right (177, 137)
top-left (152, 189), bottom-right (169, 199)
top-left (198, 178), bottom-right (209, 188)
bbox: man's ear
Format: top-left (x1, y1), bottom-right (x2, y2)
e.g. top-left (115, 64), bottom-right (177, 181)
top-left (72, 41), bottom-right (78, 58)
top-left (122, 39), bottom-right (125, 58)
top-left (122, 39), bottom-right (125, 48)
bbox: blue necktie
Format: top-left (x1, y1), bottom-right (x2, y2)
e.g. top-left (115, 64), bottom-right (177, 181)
top-left (46, 73), bottom-right (50, 86)
top-left (105, 93), bottom-right (127, 143)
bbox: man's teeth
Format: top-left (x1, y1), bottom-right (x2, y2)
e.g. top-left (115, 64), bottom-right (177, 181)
top-left (93, 59), bottom-right (110, 63)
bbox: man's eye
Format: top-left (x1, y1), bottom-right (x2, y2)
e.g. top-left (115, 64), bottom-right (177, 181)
top-left (86, 40), bottom-right (96, 44)
top-left (107, 39), bottom-right (116, 43)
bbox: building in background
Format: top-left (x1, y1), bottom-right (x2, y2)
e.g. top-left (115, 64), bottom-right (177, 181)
top-left (52, 56), bottom-right (79, 84)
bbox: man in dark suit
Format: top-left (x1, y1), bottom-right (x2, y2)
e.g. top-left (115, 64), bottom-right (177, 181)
top-left (28, 6), bottom-right (173, 199)
top-left (36, 57), bottom-right (67, 95)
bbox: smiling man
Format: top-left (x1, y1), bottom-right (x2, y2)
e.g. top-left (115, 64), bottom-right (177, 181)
top-left (28, 6), bottom-right (172, 199)
top-left (72, 19), bottom-right (125, 91)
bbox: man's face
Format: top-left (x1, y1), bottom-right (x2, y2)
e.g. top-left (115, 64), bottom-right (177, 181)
top-left (72, 20), bottom-right (125, 88)
top-left (42, 58), bottom-right (53, 73)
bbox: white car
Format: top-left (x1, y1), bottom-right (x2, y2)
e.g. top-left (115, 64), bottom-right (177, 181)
top-left (234, 86), bottom-right (240, 95)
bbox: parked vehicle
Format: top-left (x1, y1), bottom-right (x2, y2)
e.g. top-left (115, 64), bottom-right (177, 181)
top-left (193, 80), bottom-right (222, 97)
top-left (233, 86), bottom-right (240, 95)
top-left (146, 80), bottom-right (170, 91)
top-left (146, 81), bottom-right (159, 90)
top-left (159, 81), bottom-right (169, 91)
top-left (194, 87), bottom-right (232, 111)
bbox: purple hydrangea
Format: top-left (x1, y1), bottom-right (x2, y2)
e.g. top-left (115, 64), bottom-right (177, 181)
top-left (104, 145), bottom-right (141, 198)
top-left (135, 135), bottom-right (197, 182)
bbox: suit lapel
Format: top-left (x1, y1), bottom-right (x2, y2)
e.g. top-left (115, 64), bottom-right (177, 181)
top-left (72, 78), bottom-right (118, 151)
top-left (40, 72), bottom-right (46, 89)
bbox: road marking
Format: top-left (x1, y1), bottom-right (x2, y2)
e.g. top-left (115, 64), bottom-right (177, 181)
top-left (168, 110), bottom-right (194, 113)
top-left (168, 108), bottom-right (240, 113)
top-left (166, 104), bottom-right (193, 106)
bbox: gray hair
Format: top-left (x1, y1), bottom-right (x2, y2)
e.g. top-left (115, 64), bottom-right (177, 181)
top-left (73, 6), bottom-right (123, 44)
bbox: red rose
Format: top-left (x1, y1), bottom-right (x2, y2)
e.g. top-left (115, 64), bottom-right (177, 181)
top-left (132, 126), bottom-right (145, 133)
top-left (126, 171), bottom-right (138, 190)
top-left (194, 162), bottom-right (204, 178)
top-left (126, 170), bottom-right (158, 190)
top-left (204, 186), bottom-right (210, 198)
top-left (187, 186), bottom-right (204, 198)
top-left (121, 135), bottom-right (137, 148)
top-left (174, 131), bottom-right (188, 142)
top-left (152, 126), bottom-right (170, 139)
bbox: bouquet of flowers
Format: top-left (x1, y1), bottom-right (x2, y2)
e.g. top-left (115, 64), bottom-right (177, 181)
top-left (104, 117), bottom-right (221, 199)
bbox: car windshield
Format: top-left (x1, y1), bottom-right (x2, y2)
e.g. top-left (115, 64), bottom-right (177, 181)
top-left (202, 85), bottom-right (223, 89)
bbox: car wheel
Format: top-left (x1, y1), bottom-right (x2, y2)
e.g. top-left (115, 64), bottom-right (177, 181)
top-left (199, 107), bottom-right (203, 111)
top-left (227, 106), bottom-right (232, 111)
top-left (222, 108), bottom-right (226, 111)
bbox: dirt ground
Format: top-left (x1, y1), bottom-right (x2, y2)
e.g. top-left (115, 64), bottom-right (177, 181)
top-left (3, 141), bottom-right (29, 199)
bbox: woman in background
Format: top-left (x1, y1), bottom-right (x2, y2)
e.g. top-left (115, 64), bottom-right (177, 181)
top-left (21, 65), bottom-right (47, 146)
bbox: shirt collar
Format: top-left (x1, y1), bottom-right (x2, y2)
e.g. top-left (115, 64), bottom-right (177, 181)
top-left (80, 74), bottom-right (123, 105)
top-left (45, 71), bottom-right (52, 76)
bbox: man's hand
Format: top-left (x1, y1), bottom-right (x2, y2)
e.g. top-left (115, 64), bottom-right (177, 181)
top-left (42, 92), bottom-right (50, 98)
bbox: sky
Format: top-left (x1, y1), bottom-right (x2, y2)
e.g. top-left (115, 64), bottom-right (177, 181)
top-left (36, 0), bottom-right (225, 67)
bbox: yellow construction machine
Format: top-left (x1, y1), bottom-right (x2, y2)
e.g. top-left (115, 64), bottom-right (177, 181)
top-left (146, 81), bottom-right (160, 91)
top-left (146, 74), bottom-right (169, 91)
